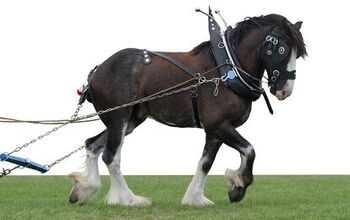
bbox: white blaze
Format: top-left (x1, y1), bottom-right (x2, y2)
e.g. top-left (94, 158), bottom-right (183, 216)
top-left (276, 48), bottom-right (297, 100)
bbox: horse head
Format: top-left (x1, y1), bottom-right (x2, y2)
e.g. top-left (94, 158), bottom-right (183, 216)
top-left (230, 14), bottom-right (307, 101)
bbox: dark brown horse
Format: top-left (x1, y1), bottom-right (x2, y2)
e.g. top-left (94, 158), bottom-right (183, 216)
top-left (68, 14), bottom-right (306, 206)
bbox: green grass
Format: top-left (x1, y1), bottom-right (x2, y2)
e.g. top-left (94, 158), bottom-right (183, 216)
top-left (1, 176), bottom-right (350, 219)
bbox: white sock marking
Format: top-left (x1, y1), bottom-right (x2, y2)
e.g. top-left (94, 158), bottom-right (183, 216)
top-left (182, 157), bottom-right (214, 206)
top-left (106, 123), bottom-right (151, 206)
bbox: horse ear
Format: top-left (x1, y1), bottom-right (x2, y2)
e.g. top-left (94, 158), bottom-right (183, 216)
top-left (294, 21), bottom-right (303, 30)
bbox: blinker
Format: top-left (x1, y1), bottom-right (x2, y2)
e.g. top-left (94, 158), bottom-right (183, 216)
top-left (261, 28), bottom-right (296, 88)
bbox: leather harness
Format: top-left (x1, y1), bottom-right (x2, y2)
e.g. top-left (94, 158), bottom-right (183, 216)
top-left (138, 9), bottom-right (299, 126)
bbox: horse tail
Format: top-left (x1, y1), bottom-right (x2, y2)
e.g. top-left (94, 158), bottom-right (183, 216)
top-left (78, 65), bottom-right (99, 104)
top-left (86, 65), bottom-right (99, 103)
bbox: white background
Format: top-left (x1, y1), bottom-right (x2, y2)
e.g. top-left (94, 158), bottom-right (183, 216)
top-left (0, 0), bottom-right (349, 176)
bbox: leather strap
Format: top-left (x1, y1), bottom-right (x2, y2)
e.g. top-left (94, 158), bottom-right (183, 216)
top-left (191, 93), bottom-right (202, 128)
top-left (262, 90), bottom-right (273, 114)
top-left (149, 51), bottom-right (202, 128)
top-left (149, 51), bottom-right (199, 78)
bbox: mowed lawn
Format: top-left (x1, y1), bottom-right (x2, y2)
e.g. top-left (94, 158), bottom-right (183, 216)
top-left (1, 176), bottom-right (350, 219)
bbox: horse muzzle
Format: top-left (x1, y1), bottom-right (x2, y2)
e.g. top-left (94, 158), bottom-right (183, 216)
top-left (271, 79), bottom-right (295, 101)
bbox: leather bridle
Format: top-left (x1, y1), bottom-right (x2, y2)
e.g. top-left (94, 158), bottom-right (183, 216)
top-left (259, 27), bottom-right (296, 93)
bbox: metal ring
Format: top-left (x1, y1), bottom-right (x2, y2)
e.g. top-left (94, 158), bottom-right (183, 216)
top-left (279, 47), bottom-right (285, 54)
top-left (273, 70), bottom-right (280, 76)
top-left (198, 76), bottom-right (206, 84)
top-left (266, 35), bottom-right (272, 41)
top-left (272, 38), bottom-right (279, 45)
top-left (218, 42), bottom-right (224, 48)
top-left (271, 76), bottom-right (277, 82)
top-left (190, 87), bottom-right (197, 93)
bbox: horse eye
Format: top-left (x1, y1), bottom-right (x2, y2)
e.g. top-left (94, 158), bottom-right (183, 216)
top-left (279, 47), bottom-right (285, 54)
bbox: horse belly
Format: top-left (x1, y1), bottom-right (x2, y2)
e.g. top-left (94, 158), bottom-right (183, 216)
top-left (145, 93), bottom-right (196, 128)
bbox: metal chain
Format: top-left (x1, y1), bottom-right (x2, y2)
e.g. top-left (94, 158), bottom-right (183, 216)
top-left (46, 145), bottom-right (85, 169)
top-left (0, 73), bottom-right (222, 178)
top-left (0, 166), bottom-right (19, 178)
top-left (0, 64), bottom-right (230, 125)
top-left (0, 105), bottom-right (84, 178)
top-left (75, 75), bottom-right (221, 122)
top-left (38, 76), bottom-right (222, 171)
top-left (0, 157), bottom-right (38, 178)
top-left (7, 104), bottom-right (82, 156)
top-left (0, 145), bottom-right (85, 177)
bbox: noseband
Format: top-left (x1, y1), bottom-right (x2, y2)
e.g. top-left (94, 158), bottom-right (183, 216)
top-left (259, 27), bottom-right (296, 90)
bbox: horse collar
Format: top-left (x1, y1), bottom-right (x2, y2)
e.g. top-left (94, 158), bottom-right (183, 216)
top-left (207, 9), bottom-right (263, 102)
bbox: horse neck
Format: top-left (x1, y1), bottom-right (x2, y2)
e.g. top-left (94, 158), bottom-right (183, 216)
top-left (235, 46), bottom-right (264, 81)
top-left (233, 27), bottom-right (272, 81)
top-left (191, 41), bottom-right (264, 80)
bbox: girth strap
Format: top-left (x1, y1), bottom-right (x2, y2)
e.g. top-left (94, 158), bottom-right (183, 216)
top-left (148, 51), bottom-right (202, 128)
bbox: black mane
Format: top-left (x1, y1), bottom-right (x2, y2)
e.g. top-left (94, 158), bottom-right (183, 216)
top-left (190, 41), bottom-right (210, 56)
top-left (231, 14), bottom-right (307, 57)
top-left (191, 14), bottom-right (307, 58)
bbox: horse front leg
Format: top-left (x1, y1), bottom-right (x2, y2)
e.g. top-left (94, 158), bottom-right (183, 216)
top-left (210, 124), bottom-right (255, 203)
top-left (182, 134), bottom-right (222, 206)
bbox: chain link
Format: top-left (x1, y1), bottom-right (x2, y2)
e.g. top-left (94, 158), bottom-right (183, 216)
top-left (7, 104), bottom-right (83, 156)
top-left (0, 165), bottom-right (20, 178)
top-left (46, 145), bottom-right (85, 169)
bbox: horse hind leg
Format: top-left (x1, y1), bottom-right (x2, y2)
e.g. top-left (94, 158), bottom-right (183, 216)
top-left (103, 116), bottom-right (151, 207)
top-left (69, 130), bottom-right (107, 204)
top-left (182, 134), bottom-right (222, 206)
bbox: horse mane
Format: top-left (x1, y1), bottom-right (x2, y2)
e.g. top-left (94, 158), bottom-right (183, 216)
top-left (190, 41), bottom-right (211, 56)
top-left (231, 14), bottom-right (307, 57)
top-left (190, 14), bottom-right (307, 58)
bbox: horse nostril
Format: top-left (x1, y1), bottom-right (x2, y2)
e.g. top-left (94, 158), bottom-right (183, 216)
top-left (281, 90), bottom-right (287, 97)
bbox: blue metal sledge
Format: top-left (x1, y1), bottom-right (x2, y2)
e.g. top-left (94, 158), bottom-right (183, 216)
top-left (0, 153), bottom-right (49, 173)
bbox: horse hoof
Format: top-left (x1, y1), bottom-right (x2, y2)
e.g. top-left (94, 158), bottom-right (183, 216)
top-left (105, 194), bottom-right (152, 207)
top-left (69, 186), bottom-right (79, 204)
top-left (228, 186), bottom-right (246, 203)
top-left (182, 195), bottom-right (215, 206)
